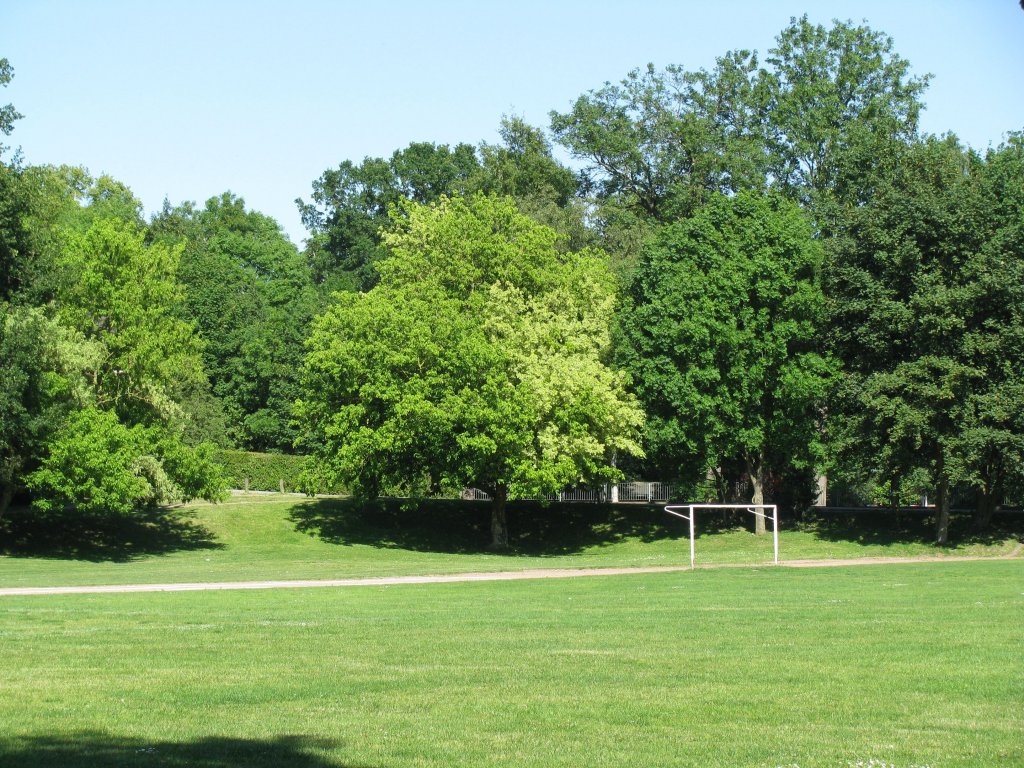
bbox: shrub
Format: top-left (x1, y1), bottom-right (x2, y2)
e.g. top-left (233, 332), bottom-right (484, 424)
top-left (213, 450), bottom-right (314, 493)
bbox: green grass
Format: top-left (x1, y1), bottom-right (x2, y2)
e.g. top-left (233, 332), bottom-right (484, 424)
top-left (1, 561), bottom-right (1021, 767)
top-left (0, 495), bottom-right (1020, 588)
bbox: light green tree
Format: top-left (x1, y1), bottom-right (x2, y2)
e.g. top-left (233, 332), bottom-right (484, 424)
top-left (55, 218), bottom-right (205, 424)
top-left (0, 304), bottom-right (101, 518)
top-left (298, 194), bottom-right (643, 548)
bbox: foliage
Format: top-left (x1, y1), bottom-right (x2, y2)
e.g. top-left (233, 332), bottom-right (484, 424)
top-left (298, 194), bottom-right (644, 547)
top-left (213, 449), bottom-right (312, 493)
top-left (0, 57), bottom-right (21, 156)
top-left (54, 218), bottom-right (205, 427)
top-left (0, 304), bottom-right (101, 515)
top-left (299, 123), bottom-right (585, 292)
top-left (298, 142), bottom-right (482, 292)
top-left (761, 15), bottom-right (929, 209)
top-left (826, 135), bottom-right (1024, 540)
top-left (151, 193), bottom-right (318, 451)
top-left (617, 192), bottom-right (830, 521)
top-left (26, 408), bottom-right (225, 516)
top-left (550, 16), bottom-right (930, 236)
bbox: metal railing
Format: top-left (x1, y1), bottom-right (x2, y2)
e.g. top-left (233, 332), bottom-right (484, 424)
top-left (464, 482), bottom-right (684, 504)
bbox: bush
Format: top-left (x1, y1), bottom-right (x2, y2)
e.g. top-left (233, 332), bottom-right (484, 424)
top-left (27, 408), bottom-right (227, 515)
top-left (213, 450), bottom-right (315, 493)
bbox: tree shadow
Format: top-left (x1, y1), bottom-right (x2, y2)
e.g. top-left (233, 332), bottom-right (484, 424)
top-left (0, 732), bottom-right (368, 768)
top-left (287, 497), bottom-right (685, 556)
top-left (798, 508), bottom-right (1024, 550)
top-left (0, 505), bottom-right (223, 563)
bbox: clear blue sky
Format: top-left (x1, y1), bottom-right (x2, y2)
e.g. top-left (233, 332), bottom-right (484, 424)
top-left (2, 1), bottom-right (1022, 244)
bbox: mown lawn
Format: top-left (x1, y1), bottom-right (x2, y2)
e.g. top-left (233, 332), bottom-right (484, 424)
top-left (0, 495), bottom-right (1020, 588)
top-left (1, 561), bottom-right (1021, 767)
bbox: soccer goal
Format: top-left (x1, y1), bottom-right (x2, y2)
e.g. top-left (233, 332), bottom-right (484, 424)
top-left (664, 504), bottom-right (779, 568)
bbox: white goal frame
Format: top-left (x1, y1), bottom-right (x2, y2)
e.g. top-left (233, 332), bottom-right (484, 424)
top-left (664, 504), bottom-right (779, 568)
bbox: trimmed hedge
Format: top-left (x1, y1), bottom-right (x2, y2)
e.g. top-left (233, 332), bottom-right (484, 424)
top-left (213, 450), bottom-right (311, 493)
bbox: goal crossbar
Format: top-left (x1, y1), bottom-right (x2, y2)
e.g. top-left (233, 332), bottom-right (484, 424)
top-left (664, 503), bottom-right (779, 568)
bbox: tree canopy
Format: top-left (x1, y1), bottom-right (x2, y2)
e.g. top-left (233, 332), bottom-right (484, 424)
top-left (617, 191), bottom-right (830, 529)
top-left (298, 194), bottom-right (643, 548)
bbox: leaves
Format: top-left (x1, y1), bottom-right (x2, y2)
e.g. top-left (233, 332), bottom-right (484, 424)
top-left (299, 194), bottom-right (643, 504)
top-left (617, 191), bottom-right (830, 489)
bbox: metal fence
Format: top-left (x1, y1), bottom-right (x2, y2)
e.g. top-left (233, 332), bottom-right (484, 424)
top-left (464, 481), bottom-right (685, 504)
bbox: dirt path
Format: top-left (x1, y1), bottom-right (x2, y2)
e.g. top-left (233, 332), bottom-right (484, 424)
top-left (1, 548), bottom-right (1021, 597)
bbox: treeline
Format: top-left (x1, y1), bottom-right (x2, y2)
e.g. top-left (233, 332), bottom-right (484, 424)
top-left (1, 16), bottom-right (1022, 548)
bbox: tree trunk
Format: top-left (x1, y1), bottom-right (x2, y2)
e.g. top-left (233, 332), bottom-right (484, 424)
top-left (972, 486), bottom-right (997, 532)
top-left (934, 471), bottom-right (951, 546)
top-left (747, 455), bottom-right (766, 535)
top-left (489, 484), bottom-right (509, 551)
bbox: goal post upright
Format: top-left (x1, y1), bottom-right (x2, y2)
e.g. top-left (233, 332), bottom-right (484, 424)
top-left (664, 503), bottom-right (779, 567)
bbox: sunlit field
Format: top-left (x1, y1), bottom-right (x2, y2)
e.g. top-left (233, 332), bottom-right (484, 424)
top-left (2, 560), bottom-right (1021, 767)
top-left (1, 495), bottom-right (1019, 589)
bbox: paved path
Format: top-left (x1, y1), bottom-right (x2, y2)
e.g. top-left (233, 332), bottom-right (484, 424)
top-left (1, 551), bottom-right (1020, 597)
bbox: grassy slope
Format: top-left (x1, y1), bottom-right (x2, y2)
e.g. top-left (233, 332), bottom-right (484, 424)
top-left (1, 561), bottom-right (1021, 767)
top-left (0, 495), bottom-right (1020, 588)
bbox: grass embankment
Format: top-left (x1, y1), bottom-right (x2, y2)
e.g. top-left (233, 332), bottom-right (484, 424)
top-left (2, 561), bottom-right (1022, 767)
top-left (0, 495), bottom-right (1020, 588)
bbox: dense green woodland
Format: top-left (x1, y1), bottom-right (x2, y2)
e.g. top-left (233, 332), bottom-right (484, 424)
top-left (2, 16), bottom-right (1023, 548)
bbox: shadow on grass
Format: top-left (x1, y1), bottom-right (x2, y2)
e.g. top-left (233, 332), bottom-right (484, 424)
top-left (288, 497), bottom-right (685, 556)
top-left (0, 732), bottom-right (365, 768)
top-left (0, 506), bottom-right (223, 563)
top-left (797, 508), bottom-right (1024, 550)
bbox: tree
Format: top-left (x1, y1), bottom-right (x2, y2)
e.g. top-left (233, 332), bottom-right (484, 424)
top-left (549, 17), bottom-right (931, 269)
top-left (17, 215), bottom-right (229, 515)
top-left (825, 135), bottom-right (1024, 543)
top-left (26, 407), bottom-right (225, 516)
top-left (761, 15), bottom-right (929, 213)
top-left (0, 304), bottom-right (101, 518)
top-left (0, 57), bottom-right (22, 156)
top-left (617, 192), bottom-right (830, 530)
top-left (298, 194), bottom-right (643, 549)
top-left (55, 218), bottom-right (205, 425)
top-left (151, 193), bottom-right (318, 451)
top-left (298, 142), bottom-right (482, 292)
top-left (550, 52), bottom-right (766, 224)
top-left (475, 116), bottom-right (591, 246)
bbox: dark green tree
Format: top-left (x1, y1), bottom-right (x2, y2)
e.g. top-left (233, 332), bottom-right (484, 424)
top-left (617, 192), bottom-right (830, 530)
top-left (826, 135), bottom-right (1024, 542)
top-left (151, 193), bottom-right (318, 452)
top-left (761, 15), bottom-right (929, 212)
top-left (550, 51), bottom-right (766, 224)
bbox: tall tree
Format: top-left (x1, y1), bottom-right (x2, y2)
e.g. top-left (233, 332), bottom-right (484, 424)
top-left (761, 15), bottom-right (929, 214)
top-left (617, 192), bottom-right (830, 530)
top-left (825, 135), bottom-right (1024, 542)
top-left (297, 194), bottom-right (643, 549)
top-left (151, 193), bottom-right (318, 452)
top-left (298, 142), bottom-right (481, 292)
top-left (550, 51), bottom-right (766, 224)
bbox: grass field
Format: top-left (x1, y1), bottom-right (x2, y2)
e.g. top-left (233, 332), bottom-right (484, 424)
top-left (0, 495), bottom-right (1020, 588)
top-left (1, 497), bottom-right (1021, 766)
top-left (2, 560), bottom-right (1021, 767)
